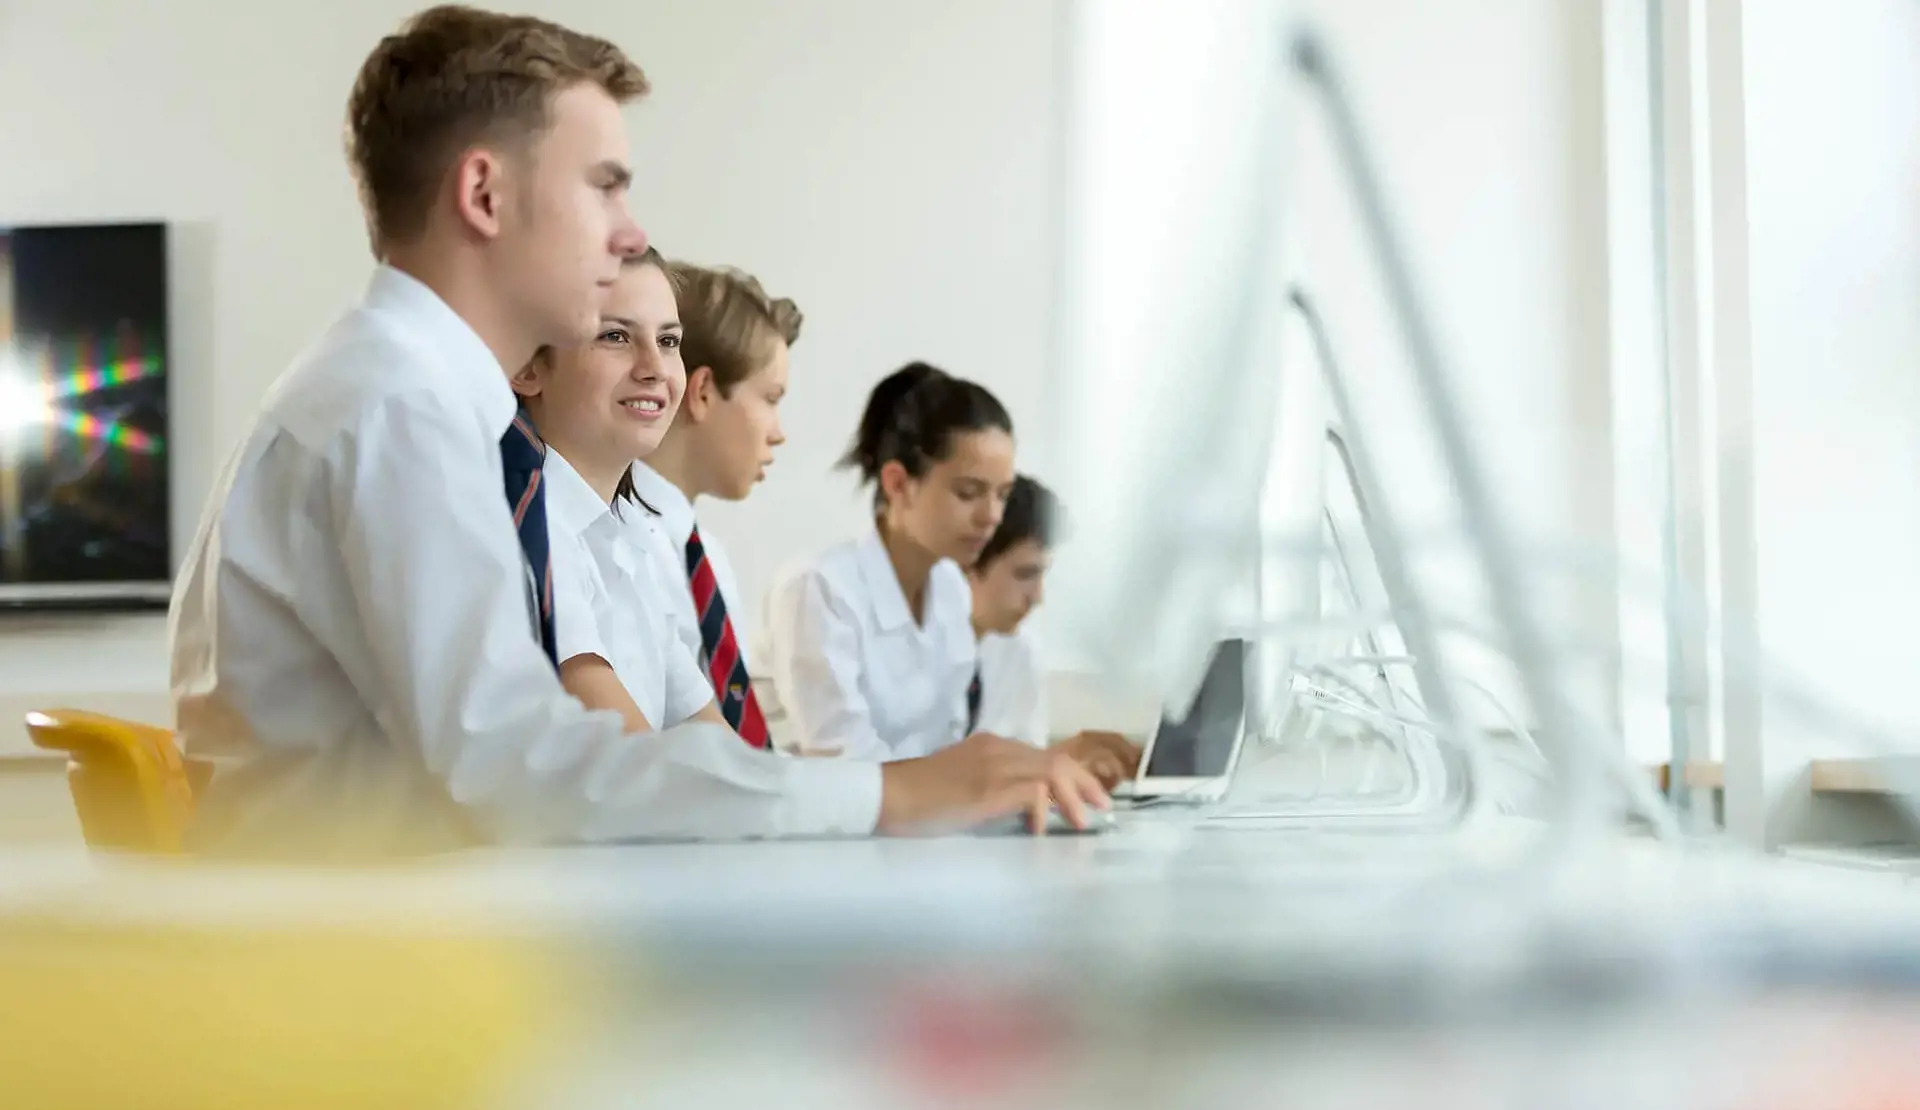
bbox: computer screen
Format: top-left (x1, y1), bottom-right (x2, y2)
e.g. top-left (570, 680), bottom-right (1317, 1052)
top-left (0, 221), bottom-right (170, 609)
top-left (1144, 639), bottom-right (1249, 779)
top-left (1048, 0), bottom-right (1302, 713)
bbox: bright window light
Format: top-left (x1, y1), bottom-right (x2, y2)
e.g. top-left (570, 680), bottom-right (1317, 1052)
top-left (0, 345), bottom-right (53, 441)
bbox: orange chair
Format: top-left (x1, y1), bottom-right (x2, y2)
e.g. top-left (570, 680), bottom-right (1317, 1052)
top-left (24, 709), bottom-right (210, 853)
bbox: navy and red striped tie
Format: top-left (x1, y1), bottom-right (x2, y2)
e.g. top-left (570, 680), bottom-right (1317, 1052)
top-left (500, 406), bottom-right (557, 668)
top-left (686, 525), bottom-right (770, 748)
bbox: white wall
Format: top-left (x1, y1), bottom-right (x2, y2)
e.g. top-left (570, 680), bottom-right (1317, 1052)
top-left (1740, 0), bottom-right (1920, 833)
top-left (614, 0), bottom-right (1064, 611)
top-left (0, 0), bottom-right (1622, 750)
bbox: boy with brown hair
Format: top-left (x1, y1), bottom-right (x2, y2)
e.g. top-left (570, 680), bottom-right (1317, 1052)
top-left (968, 475), bottom-right (1141, 787)
top-left (171, 7), bottom-right (1104, 855)
top-left (627, 261), bottom-right (800, 746)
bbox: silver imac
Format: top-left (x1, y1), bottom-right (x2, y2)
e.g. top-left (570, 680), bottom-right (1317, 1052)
top-left (1048, 0), bottom-right (1316, 720)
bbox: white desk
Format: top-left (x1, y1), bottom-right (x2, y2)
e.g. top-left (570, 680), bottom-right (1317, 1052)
top-left (7, 818), bottom-right (1920, 1109)
top-left (4, 813), bottom-right (1916, 949)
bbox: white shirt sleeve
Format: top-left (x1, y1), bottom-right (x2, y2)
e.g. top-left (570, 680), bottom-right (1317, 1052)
top-left (329, 396), bottom-right (881, 842)
top-left (549, 536), bottom-right (608, 667)
top-left (662, 629), bottom-right (717, 726)
top-left (998, 629), bottom-right (1044, 745)
top-left (1015, 636), bottom-right (1050, 747)
top-left (763, 569), bottom-right (893, 762)
top-left (979, 633), bottom-right (1049, 747)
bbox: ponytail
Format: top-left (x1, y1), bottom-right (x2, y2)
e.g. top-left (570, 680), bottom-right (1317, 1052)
top-left (839, 361), bottom-right (1013, 506)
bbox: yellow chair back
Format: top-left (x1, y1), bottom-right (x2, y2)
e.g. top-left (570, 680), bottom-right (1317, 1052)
top-left (24, 709), bottom-right (206, 853)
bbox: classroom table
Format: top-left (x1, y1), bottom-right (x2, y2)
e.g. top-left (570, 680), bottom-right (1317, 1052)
top-left (5, 813), bottom-right (1920, 1108)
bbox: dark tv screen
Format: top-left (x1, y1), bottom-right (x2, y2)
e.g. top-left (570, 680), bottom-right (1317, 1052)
top-left (0, 222), bottom-right (169, 609)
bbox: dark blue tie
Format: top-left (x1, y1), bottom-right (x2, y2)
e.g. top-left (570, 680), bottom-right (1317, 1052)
top-left (965, 664), bottom-right (982, 737)
top-left (500, 406), bottom-right (557, 668)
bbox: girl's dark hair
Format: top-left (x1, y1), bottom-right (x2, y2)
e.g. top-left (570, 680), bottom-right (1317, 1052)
top-left (609, 467), bottom-right (656, 519)
top-left (839, 362), bottom-right (1013, 506)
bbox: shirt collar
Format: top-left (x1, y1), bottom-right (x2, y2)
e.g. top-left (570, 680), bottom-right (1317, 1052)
top-left (627, 462), bottom-right (697, 546)
top-left (855, 526), bottom-right (916, 633)
top-left (362, 263), bottom-right (517, 434)
top-left (541, 449), bottom-right (616, 541)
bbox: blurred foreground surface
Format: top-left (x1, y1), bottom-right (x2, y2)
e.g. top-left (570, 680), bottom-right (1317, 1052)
top-left (5, 821), bottom-right (1920, 1108)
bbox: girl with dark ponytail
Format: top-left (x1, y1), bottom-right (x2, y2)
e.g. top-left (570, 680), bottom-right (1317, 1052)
top-left (760, 361), bottom-right (1018, 761)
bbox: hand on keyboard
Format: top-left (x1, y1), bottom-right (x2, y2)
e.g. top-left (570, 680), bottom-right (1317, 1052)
top-left (877, 733), bottom-right (1112, 835)
top-left (1054, 730), bottom-right (1142, 789)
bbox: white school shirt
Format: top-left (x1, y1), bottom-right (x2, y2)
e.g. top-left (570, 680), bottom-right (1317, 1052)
top-left (167, 265), bottom-right (879, 857)
top-left (973, 628), bottom-right (1049, 747)
top-left (543, 449), bottom-right (715, 730)
top-left (762, 529), bottom-right (977, 762)
top-left (625, 462), bottom-right (752, 668)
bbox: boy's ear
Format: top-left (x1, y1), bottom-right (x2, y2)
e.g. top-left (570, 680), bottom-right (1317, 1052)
top-left (508, 361), bottom-right (543, 399)
top-left (453, 149), bottom-right (508, 241)
top-left (682, 365), bottom-right (718, 421)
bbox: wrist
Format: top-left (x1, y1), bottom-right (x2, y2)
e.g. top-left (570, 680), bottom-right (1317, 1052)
top-left (877, 761), bottom-right (911, 831)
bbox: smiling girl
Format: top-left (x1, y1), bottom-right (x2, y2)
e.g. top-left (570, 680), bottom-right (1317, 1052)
top-left (511, 248), bottom-right (732, 737)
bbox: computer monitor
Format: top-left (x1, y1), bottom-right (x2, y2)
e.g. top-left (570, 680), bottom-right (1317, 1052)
top-left (0, 222), bottom-right (171, 610)
top-left (1048, 0), bottom-right (1316, 716)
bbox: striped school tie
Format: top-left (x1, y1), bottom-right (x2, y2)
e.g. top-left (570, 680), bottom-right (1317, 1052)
top-left (685, 525), bottom-right (770, 748)
top-left (499, 406), bottom-right (557, 668)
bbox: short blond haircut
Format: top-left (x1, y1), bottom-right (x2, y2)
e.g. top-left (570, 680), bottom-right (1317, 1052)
top-left (346, 4), bottom-right (650, 255)
top-left (665, 261), bottom-right (802, 396)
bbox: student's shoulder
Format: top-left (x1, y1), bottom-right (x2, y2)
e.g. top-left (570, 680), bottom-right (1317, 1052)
top-left (1004, 624), bottom-right (1043, 669)
top-left (930, 557), bottom-right (975, 613)
top-left (974, 629), bottom-right (1019, 674)
top-left (768, 534), bottom-right (868, 603)
top-left (257, 307), bottom-right (474, 450)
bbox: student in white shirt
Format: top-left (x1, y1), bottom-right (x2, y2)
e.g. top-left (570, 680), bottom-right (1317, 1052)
top-left (508, 247), bottom-right (733, 739)
top-left (624, 261), bottom-right (802, 748)
top-left (968, 475), bottom-right (1140, 787)
top-left (764, 363), bottom-right (1017, 762)
top-left (168, 8), bottom-right (1106, 856)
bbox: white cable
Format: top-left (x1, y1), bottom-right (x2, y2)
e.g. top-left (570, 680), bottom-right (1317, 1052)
top-left (1255, 660), bottom-right (1431, 806)
top-left (1301, 660), bottom-right (1564, 825)
top-left (1315, 655), bottom-right (1547, 762)
top-left (1288, 673), bottom-right (1422, 799)
top-left (1274, 674), bottom-right (1403, 803)
top-left (1265, 612), bottom-right (1683, 840)
top-left (1295, 663), bottom-right (1528, 809)
top-left (1243, 598), bottom-right (1660, 831)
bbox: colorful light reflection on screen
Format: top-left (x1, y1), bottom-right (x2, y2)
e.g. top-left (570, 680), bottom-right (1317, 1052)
top-left (0, 343), bottom-right (164, 456)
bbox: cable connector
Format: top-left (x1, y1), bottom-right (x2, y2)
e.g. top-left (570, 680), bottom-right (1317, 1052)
top-left (1287, 673), bottom-right (1424, 736)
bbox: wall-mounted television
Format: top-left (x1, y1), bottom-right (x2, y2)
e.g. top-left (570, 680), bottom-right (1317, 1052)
top-left (0, 221), bottom-right (170, 611)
